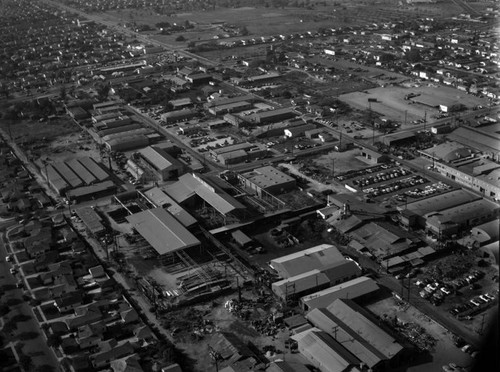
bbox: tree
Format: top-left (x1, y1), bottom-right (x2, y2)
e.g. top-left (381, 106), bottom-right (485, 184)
top-left (175, 35), bottom-right (186, 42)
top-left (240, 26), bottom-right (250, 36)
top-left (19, 355), bottom-right (33, 371)
top-left (97, 83), bottom-right (111, 101)
top-left (59, 86), bottom-right (67, 101)
top-left (47, 334), bottom-right (62, 348)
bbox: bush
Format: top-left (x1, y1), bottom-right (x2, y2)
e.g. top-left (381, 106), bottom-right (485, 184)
top-left (5, 298), bottom-right (22, 306)
top-left (175, 35), bottom-right (186, 42)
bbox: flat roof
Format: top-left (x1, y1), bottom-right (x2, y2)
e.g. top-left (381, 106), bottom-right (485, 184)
top-left (448, 127), bottom-right (500, 154)
top-left (403, 189), bottom-right (480, 217)
top-left (66, 180), bottom-right (116, 199)
top-left (420, 142), bottom-right (473, 162)
top-left (270, 244), bottom-right (345, 279)
top-left (426, 198), bottom-right (500, 226)
top-left (212, 142), bottom-right (255, 155)
top-left (76, 207), bottom-right (105, 235)
top-left (255, 107), bottom-right (297, 119)
top-left (126, 208), bottom-right (200, 255)
top-left (301, 276), bottom-right (379, 311)
top-left (242, 166), bottom-right (295, 190)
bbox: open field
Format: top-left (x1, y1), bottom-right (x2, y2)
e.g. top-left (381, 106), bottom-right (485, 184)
top-left (340, 85), bottom-right (490, 125)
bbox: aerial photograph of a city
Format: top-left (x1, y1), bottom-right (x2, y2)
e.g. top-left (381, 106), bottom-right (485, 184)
top-left (0, 0), bottom-right (498, 371)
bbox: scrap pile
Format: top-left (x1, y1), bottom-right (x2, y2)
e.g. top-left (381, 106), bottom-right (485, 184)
top-left (394, 320), bottom-right (437, 352)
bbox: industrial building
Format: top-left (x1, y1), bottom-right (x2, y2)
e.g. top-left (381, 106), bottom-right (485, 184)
top-left (46, 164), bottom-right (70, 195)
top-left (52, 162), bottom-right (83, 189)
top-left (269, 244), bottom-right (346, 279)
top-left (284, 123), bottom-right (317, 138)
top-left (165, 173), bottom-right (246, 223)
top-left (126, 208), bottom-right (201, 257)
top-left (208, 101), bottom-right (253, 116)
top-left (271, 258), bottom-right (361, 303)
top-left (76, 207), bottom-right (106, 237)
top-left (425, 198), bottom-right (500, 238)
top-left (140, 187), bottom-right (197, 228)
top-left (304, 300), bottom-right (404, 370)
top-left (398, 189), bottom-right (481, 229)
top-left (66, 180), bottom-right (117, 203)
top-left (211, 142), bottom-right (268, 165)
top-left (105, 134), bottom-right (150, 152)
top-left (137, 146), bottom-right (184, 181)
top-left (252, 107), bottom-right (298, 124)
top-left (292, 329), bottom-right (362, 372)
top-left (66, 159), bottom-right (97, 185)
top-left (160, 109), bottom-right (198, 123)
top-left (239, 166), bottom-right (296, 196)
top-left (300, 276), bottom-right (379, 311)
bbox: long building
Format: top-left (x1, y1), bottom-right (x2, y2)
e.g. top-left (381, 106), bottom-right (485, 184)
top-left (78, 157), bottom-right (110, 182)
top-left (239, 166), bottom-right (296, 196)
top-left (46, 164), bottom-right (69, 195)
top-left (66, 159), bottom-right (97, 186)
top-left (126, 208), bottom-right (200, 256)
top-left (137, 146), bottom-right (184, 181)
top-left (52, 162), bottom-right (83, 189)
top-left (141, 187), bottom-right (197, 227)
top-left (300, 276), bottom-right (379, 311)
top-left (269, 244), bottom-right (345, 279)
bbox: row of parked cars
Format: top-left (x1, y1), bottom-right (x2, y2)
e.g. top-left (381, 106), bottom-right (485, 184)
top-left (416, 270), bottom-right (486, 306)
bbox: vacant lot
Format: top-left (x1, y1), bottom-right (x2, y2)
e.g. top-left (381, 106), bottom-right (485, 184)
top-left (340, 85), bottom-right (490, 125)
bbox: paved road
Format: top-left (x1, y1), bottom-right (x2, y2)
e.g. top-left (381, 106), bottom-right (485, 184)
top-left (0, 229), bottom-right (60, 372)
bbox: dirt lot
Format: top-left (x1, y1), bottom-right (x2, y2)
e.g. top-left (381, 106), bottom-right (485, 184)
top-left (340, 85), bottom-right (490, 126)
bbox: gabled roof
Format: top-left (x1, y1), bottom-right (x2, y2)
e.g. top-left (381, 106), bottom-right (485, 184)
top-left (126, 208), bottom-right (200, 255)
top-left (326, 299), bottom-right (403, 359)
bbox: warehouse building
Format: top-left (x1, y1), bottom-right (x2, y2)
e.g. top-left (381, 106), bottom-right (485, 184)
top-left (284, 123), bottom-right (317, 138)
top-left (160, 109), bottom-right (198, 123)
top-left (45, 165), bottom-right (70, 195)
top-left (208, 101), bottom-right (253, 116)
top-left (425, 198), bottom-right (500, 238)
top-left (66, 159), bottom-right (97, 185)
top-left (165, 173), bottom-right (246, 223)
top-left (300, 276), bottom-right (379, 311)
top-left (398, 189), bottom-right (481, 228)
top-left (137, 146), bottom-right (184, 181)
top-left (140, 187), bottom-right (197, 228)
top-left (253, 107), bottom-right (298, 125)
top-left (66, 180), bottom-right (117, 203)
top-left (126, 208), bottom-right (201, 258)
top-left (78, 157), bottom-right (110, 182)
top-left (76, 207), bottom-right (106, 237)
top-left (269, 244), bottom-right (345, 279)
top-left (292, 329), bottom-right (361, 372)
top-left (204, 94), bottom-right (255, 109)
top-left (105, 135), bottom-right (150, 151)
top-left (52, 162), bottom-right (83, 189)
top-left (239, 166), bottom-right (296, 196)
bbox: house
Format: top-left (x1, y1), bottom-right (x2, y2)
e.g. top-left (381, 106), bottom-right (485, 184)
top-left (54, 291), bottom-right (83, 313)
top-left (110, 353), bottom-right (143, 372)
top-left (90, 341), bottom-right (135, 369)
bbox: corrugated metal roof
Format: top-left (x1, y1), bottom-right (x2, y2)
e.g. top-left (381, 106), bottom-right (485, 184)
top-left (53, 162), bottom-right (83, 188)
top-left (138, 146), bottom-right (176, 172)
top-left (301, 276), bottom-right (379, 311)
top-left (142, 187), bottom-right (197, 227)
top-left (126, 208), bottom-right (200, 255)
top-left (404, 189), bottom-right (480, 217)
top-left (327, 299), bottom-right (403, 359)
top-left (270, 244), bottom-right (344, 279)
top-left (294, 329), bottom-right (360, 372)
top-left (305, 308), bottom-right (385, 368)
top-left (78, 157), bottom-right (109, 182)
top-left (66, 158), bottom-right (97, 185)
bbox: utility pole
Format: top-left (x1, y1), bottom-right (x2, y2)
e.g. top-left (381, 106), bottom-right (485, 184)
top-left (331, 157), bottom-right (335, 178)
top-left (404, 110), bottom-right (407, 127)
top-left (423, 110), bottom-right (427, 132)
